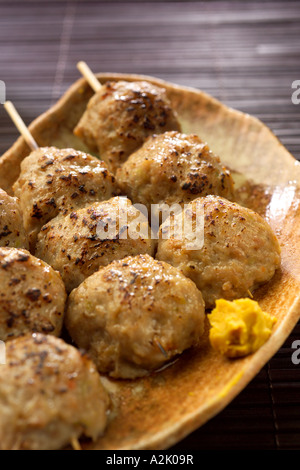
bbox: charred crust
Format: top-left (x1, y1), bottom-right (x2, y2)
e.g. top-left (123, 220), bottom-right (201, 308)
top-left (17, 253), bottom-right (30, 262)
top-left (0, 226), bottom-right (12, 239)
top-left (31, 203), bottom-right (43, 219)
top-left (41, 160), bottom-right (54, 169)
top-left (62, 154), bottom-right (77, 161)
top-left (79, 185), bottom-right (87, 194)
top-left (41, 324), bottom-right (55, 333)
top-left (25, 288), bottom-right (41, 301)
top-left (143, 117), bottom-right (155, 131)
top-left (45, 198), bottom-right (57, 208)
top-left (59, 174), bottom-right (72, 182)
top-left (6, 313), bottom-right (17, 328)
top-left (9, 277), bottom-right (21, 286)
top-left (34, 350), bottom-right (49, 374)
top-left (43, 293), bottom-right (52, 303)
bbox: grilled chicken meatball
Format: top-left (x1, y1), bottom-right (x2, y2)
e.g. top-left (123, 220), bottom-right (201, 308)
top-left (0, 333), bottom-right (109, 450)
top-left (13, 147), bottom-right (118, 248)
top-left (35, 196), bottom-right (155, 293)
top-left (65, 254), bottom-right (205, 379)
top-left (74, 80), bottom-right (181, 173)
top-left (156, 196), bottom-right (281, 308)
top-left (0, 188), bottom-right (28, 249)
top-left (116, 131), bottom-right (235, 217)
top-left (0, 247), bottom-right (66, 341)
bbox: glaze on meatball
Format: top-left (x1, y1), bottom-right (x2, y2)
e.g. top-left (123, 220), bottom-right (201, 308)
top-left (0, 333), bottom-right (109, 450)
top-left (13, 147), bottom-right (118, 248)
top-left (0, 247), bottom-right (66, 341)
top-left (74, 80), bottom-right (181, 173)
top-left (156, 196), bottom-right (281, 308)
top-left (116, 131), bottom-right (235, 217)
top-left (65, 254), bottom-right (205, 379)
top-left (35, 197), bottom-right (155, 293)
top-left (0, 188), bottom-right (28, 249)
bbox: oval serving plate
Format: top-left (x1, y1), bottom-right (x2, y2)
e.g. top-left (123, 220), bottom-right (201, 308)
top-left (1, 74), bottom-right (300, 450)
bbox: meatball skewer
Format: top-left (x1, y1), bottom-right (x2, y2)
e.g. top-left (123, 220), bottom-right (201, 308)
top-left (75, 61), bottom-right (181, 172)
top-left (77, 60), bottom-right (103, 94)
top-left (2, 104), bottom-right (108, 450)
top-left (65, 254), bottom-right (206, 379)
top-left (35, 196), bottom-right (156, 293)
top-left (4, 101), bottom-right (39, 152)
top-left (156, 195), bottom-right (281, 308)
top-left (4, 101), bottom-right (118, 250)
top-left (4, 103), bottom-right (156, 295)
top-left (0, 247), bottom-right (67, 341)
top-left (116, 130), bottom-right (235, 221)
top-left (0, 333), bottom-right (109, 450)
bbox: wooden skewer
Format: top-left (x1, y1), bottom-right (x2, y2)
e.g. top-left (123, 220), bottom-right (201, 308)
top-left (247, 289), bottom-right (254, 299)
top-left (4, 101), bottom-right (39, 151)
top-left (70, 436), bottom-right (82, 451)
top-left (77, 61), bottom-right (102, 93)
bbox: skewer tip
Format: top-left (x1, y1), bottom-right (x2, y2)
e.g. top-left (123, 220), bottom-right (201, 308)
top-left (76, 61), bottom-right (86, 72)
top-left (3, 100), bottom-right (39, 151)
top-left (70, 436), bottom-right (82, 451)
top-left (77, 61), bottom-right (102, 93)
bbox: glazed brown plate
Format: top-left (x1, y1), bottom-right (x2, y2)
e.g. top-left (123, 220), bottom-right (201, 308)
top-left (1, 73), bottom-right (300, 450)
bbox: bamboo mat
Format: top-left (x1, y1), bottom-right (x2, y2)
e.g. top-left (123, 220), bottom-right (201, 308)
top-left (0, 0), bottom-right (300, 450)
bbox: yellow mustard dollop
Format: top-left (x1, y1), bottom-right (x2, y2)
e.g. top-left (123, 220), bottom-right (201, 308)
top-left (207, 298), bottom-right (277, 358)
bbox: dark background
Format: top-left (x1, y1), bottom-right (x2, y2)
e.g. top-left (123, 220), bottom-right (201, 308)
top-left (0, 0), bottom-right (300, 450)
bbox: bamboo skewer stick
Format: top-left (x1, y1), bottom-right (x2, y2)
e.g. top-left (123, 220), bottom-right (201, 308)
top-left (70, 437), bottom-right (82, 451)
top-left (247, 289), bottom-right (254, 299)
top-left (77, 61), bottom-right (102, 93)
top-left (4, 101), bottom-right (39, 151)
top-left (4, 103), bottom-right (80, 453)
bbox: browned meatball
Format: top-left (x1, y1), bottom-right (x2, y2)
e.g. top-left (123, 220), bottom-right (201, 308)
top-left (13, 147), bottom-right (118, 248)
top-left (116, 131), bottom-right (235, 217)
top-left (65, 254), bottom-right (205, 379)
top-left (0, 188), bottom-right (28, 249)
top-left (74, 80), bottom-right (181, 173)
top-left (156, 196), bottom-right (281, 308)
top-left (0, 333), bottom-right (109, 450)
top-left (0, 247), bottom-right (66, 341)
top-left (35, 196), bottom-right (155, 293)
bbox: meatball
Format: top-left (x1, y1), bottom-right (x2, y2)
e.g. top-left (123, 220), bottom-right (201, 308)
top-left (0, 333), bottom-right (109, 450)
top-left (0, 188), bottom-right (28, 249)
top-left (13, 147), bottom-right (118, 248)
top-left (116, 131), bottom-right (235, 218)
top-left (65, 254), bottom-right (205, 379)
top-left (0, 247), bottom-right (66, 341)
top-left (74, 80), bottom-right (181, 173)
top-left (35, 196), bottom-right (155, 293)
top-left (156, 196), bottom-right (281, 308)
